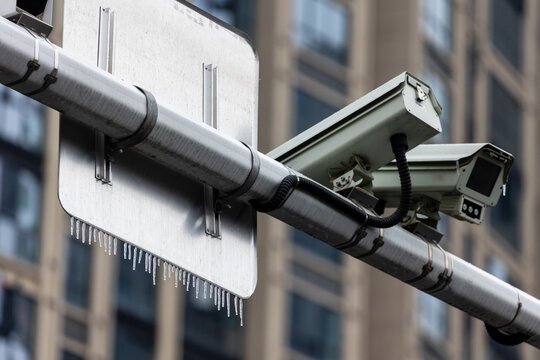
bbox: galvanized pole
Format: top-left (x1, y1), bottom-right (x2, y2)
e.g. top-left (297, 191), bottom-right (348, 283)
top-left (1, 17), bottom-right (539, 347)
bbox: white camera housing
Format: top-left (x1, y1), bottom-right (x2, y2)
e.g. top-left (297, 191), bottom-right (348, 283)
top-left (268, 72), bottom-right (442, 187)
top-left (372, 143), bottom-right (514, 224)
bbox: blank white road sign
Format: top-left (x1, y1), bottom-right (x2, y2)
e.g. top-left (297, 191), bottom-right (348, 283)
top-left (59, 0), bottom-right (258, 299)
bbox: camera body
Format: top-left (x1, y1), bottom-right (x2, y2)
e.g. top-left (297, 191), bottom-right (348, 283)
top-left (372, 143), bottom-right (514, 224)
top-left (268, 72), bottom-right (442, 187)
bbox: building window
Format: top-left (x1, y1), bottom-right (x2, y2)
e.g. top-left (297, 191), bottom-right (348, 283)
top-left (63, 351), bottom-right (84, 360)
top-left (65, 237), bottom-right (92, 308)
top-left (0, 87), bottom-right (44, 154)
top-left (491, 0), bottom-right (524, 70)
top-left (64, 317), bottom-right (88, 344)
top-left (293, 231), bottom-right (342, 264)
top-left (289, 293), bottom-right (341, 360)
top-left (292, 89), bottom-right (341, 262)
top-left (0, 283), bottom-right (36, 360)
top-left (0, 161), bottom-right (41, 262)
top-left (422, 69), bottom-right (451, 143)
top-left (417, 291), bottom-right (448, 344)
top-left (422, 0), bottom-right (452, 52)
top-left (182, 290), bottom-right (244, 360)
top-left (115, 251), bottom-right (156, 360)
top-left (191, 0), bottom-right (253, 37)
top-left (0, 86), bottom-right (43, 263)
top-left (294, 89), bottom-right (337, 134)
top-left (488, 76), bottom-right (521, 249)
top-left (292, 0), bottom-right (349, 65)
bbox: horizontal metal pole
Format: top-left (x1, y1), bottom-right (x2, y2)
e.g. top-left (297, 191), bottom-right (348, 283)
top-left (1, 18), bottom-right (539, 348)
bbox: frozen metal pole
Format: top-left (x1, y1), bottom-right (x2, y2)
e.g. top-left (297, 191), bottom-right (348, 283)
top-left (1, 17), bottom-right (539, 347)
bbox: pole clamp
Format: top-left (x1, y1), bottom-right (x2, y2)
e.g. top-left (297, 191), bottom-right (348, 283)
top-left (107, 86), bottom-right (158, 155)
top-left (485, 291), bottom-right (530, 346)
top-left (218, 142), bottom-right (260, 201)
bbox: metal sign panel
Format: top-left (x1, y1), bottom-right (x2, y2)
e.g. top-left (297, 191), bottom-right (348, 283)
top-left (59, 0), bottom-right (258, 304)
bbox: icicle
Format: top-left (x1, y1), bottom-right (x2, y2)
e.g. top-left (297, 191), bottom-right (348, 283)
top-left (93, 228), bottom-right (97, 243)
top-left (148, 255), bottom-right (153, 273)
top-left (81, 223), bottom-right (86, 243)
top-left (175, 267), bottom-right (179, 288)
top-left (239, 299), bottom-right (244, 326)
top-left (221, 289), bottom-right (225, 308)
top-left (210, 284), bottom-right (213, 299)
top-left (145, 253), bottom-right (149, 272)
top-left (75, 219), bottom-right (80, 239)
top-left (138, 250), bottom-right (143, 264)
top-left (234, 296), bottom-right (238, 316)
top-left (123, 242), bottom-right (127, 259)
top-left (152, 256), bottom-right (157, 285)
top-left (168, 263), bottom-right (171, 278)
top-left (182, 270), bottom-right (186, 286)
top-left (108, 235), bottom-right (112, 256)
top-left (213, 286), bottom-right (217, 305)
top-left (503, 184), bottom-right (507, 197)
top-left (88, 226), bottom-right (92, 246)
top-left (97, 231), bottom-right (101, 247)
top-left (113, 238), bottom-right (117, 255)
top-left (70, 217), bottom-right (74, 236)
top-left (203, 281), bottom-right (207, 299)
top-left (186, 273), bottom-right (191, 291)
top-left (163, 262), bottom-right (167, 281)
top-left (226, 292), bottom-right (230, 317)
top-left (157, 258), bottom-right (160, 267)
top-left (195, 278), bottom-right (200, 299)
top-left (133, 248), bottom-right (137, 271)
top-left (128, 244), bottom-right (131, 259)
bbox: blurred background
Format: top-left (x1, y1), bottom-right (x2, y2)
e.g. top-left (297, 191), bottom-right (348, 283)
top-left (0, 0), bottom-right (539, 359)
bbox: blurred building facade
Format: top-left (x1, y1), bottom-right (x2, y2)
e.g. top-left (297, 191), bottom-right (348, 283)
top-left (0, 0), bottom-right (539, 359)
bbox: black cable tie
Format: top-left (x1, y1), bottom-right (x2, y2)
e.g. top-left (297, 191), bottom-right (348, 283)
top-left (6, 59), bottom-right (40, 87)
top-left (25, 67), bottom-right (57, 96)
top-left (421, 243), bottom-right (454, 294)
top-left (404, 238), bottom-right (434, 284)
top-left (6, 31), bottom-right (40, 88)
top-left (354, 228), bottom-right (384, 259)
top-left (219, 142), bottom-right (260, 200)
top-left (108, 86), bottom-right (158, 154)
top-left (334, 227), bottom-right (367, 251)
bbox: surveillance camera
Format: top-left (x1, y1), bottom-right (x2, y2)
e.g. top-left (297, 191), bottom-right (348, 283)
top-left (371, 143), bottom-right (514, 224)
top-left (268, 72), bottom-right (442, 187)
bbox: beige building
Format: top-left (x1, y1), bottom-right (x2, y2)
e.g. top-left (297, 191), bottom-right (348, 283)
top-left (0, 0), bottom-right (539, 359)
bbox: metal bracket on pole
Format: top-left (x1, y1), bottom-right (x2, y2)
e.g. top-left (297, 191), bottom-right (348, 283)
top-left (95, 7), bottom-right (115, 184)
top-left (203, 64), bottom-right (221, 238)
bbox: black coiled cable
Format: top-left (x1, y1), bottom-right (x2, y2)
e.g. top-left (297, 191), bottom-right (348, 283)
top-left (365, 133), bottom-right (411, 228)
top-left (252, 133), bottom-right (412, 229)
